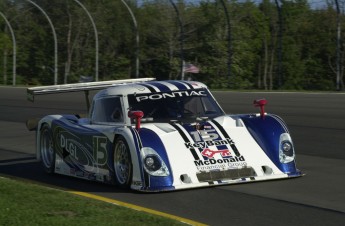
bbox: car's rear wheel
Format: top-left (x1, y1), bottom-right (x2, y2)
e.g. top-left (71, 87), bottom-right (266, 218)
top-left (40, 124), bottom-right (55, 174)
top-left (113, 136), bottom-right (132, 188)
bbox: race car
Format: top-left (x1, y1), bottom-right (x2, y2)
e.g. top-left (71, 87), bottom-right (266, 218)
top-left (27, 78), bottom-right (302, 192)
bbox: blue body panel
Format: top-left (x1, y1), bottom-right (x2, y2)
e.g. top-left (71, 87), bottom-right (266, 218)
top-left (239, 114), bottom-right (300, 175)
top-left (138, 128), bottom-right (174, 190)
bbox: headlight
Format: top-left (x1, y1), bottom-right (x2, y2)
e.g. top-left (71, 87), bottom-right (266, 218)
top-left (144, 155), bottom-right (162, 171)
top-left (282, 141), bottom-right (293, 154)
top-left (141, 147), bottom-right (170, 176)
top-left (279, 133), bottom-right (295, 163)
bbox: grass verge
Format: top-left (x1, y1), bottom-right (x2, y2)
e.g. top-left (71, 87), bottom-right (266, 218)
top-left (0, 177), bottom-right (186, 226)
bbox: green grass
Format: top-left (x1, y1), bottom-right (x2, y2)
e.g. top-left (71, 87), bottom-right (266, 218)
top-left (0, 177), bottom-right (186, 226)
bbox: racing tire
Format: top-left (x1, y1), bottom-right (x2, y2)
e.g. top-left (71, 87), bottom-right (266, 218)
top-left (40, 124), bottom-right (55, 174)
top-left (113, 136), bottom-right (133, 189)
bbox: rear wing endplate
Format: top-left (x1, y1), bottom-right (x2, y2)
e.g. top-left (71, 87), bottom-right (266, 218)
top-left (27, 78), bottom-right (155, 110)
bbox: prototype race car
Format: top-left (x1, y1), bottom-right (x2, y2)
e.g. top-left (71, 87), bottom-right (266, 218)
top-left (27, 78), bottom-right (302, 192)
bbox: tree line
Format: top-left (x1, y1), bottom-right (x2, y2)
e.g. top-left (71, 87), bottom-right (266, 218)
top-left (0, 0), bottom-right (344, 90)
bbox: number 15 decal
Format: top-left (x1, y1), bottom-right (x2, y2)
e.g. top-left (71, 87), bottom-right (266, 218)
top-left (190, 129), bottom-right (219, 142)
top-left (93, 136), bottom-right (108, 166)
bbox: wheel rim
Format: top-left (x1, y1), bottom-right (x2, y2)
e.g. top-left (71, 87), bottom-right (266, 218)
top-left (114, 140), bottom-right (131, 185)
top-left (41, 129), bottom-right (54, 169)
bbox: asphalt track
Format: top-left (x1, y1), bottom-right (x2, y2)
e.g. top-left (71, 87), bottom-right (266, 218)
top-left (0, 86), bottom-right (345, 225)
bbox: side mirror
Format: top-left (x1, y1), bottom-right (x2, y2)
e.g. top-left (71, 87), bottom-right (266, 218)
top-left (128, 110), bottom-right (144, 130)
top-left (26, 118), bottom-right (40, 131)
top-left (253, 99), bottom-right (267, 119)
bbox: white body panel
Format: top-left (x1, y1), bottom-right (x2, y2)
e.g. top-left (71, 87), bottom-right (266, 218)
top-left (142, 116), bottom-right (287, 190)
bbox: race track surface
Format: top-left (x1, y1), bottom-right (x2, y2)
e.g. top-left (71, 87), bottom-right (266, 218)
top-left (0, 86), bottom-right (344, 225)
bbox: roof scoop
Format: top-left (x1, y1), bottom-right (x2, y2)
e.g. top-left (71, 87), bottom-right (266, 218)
top-left (253, 99), bottom-right (267, 119)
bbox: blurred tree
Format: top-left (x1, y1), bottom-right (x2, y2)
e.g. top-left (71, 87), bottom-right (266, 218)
top-left (0, 0), bottom-right (343, 90)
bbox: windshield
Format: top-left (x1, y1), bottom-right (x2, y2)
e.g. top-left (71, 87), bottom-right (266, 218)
top-left (127, 89), bottom-right (224, 122)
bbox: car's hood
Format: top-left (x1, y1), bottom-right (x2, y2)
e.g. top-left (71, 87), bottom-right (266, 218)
top-left (139, 115), bottom-right (288, 190)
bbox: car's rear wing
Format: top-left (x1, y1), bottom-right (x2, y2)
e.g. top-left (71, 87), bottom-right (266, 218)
top-left (27, 78), bottom-right (155, 110)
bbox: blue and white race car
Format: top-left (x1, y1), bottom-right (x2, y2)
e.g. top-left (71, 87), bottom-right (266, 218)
top-left (27, 78), bottom-right (302, 192)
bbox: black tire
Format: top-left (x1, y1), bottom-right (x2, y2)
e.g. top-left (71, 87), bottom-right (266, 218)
top-left (40, 124), bottom-right (55, 174)
top-left (113, 136), bottom-right (132, 189)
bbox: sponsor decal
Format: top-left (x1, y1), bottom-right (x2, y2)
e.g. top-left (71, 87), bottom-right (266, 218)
top-left (53, 126), bottom-right (113, 183)
top-left (211, 119), bottom-right (241, 157)
top-left (184, 135), bottom-right (247, 171)
top-left (201, 148), bottom-right (231, 158)
top-left (55, 128), bottom-right (108, 168)
top-left (135, 90), bottom-right (207, 102)
top-left (132, 181), bottom-right (143, 187)
top-left (194, 156), bottom-right (247, 171)
top-left (60, 134), bottom-right (79, 160)
top-left (185, 138), bottom-right (235, 149)
top-left (195, 156), bottom-right (245, 166)
top-left (54, 129), bottom-right (92, 167)
top-left (92, 136), bottom-right (108, 166)
top-left (174, 122), bottom-right (247, 171)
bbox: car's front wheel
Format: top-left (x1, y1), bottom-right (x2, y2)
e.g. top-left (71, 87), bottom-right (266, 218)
top-left (113, 136), bottom-right (132, 188)
top-left (40, 124), bottom-right (55, 174)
